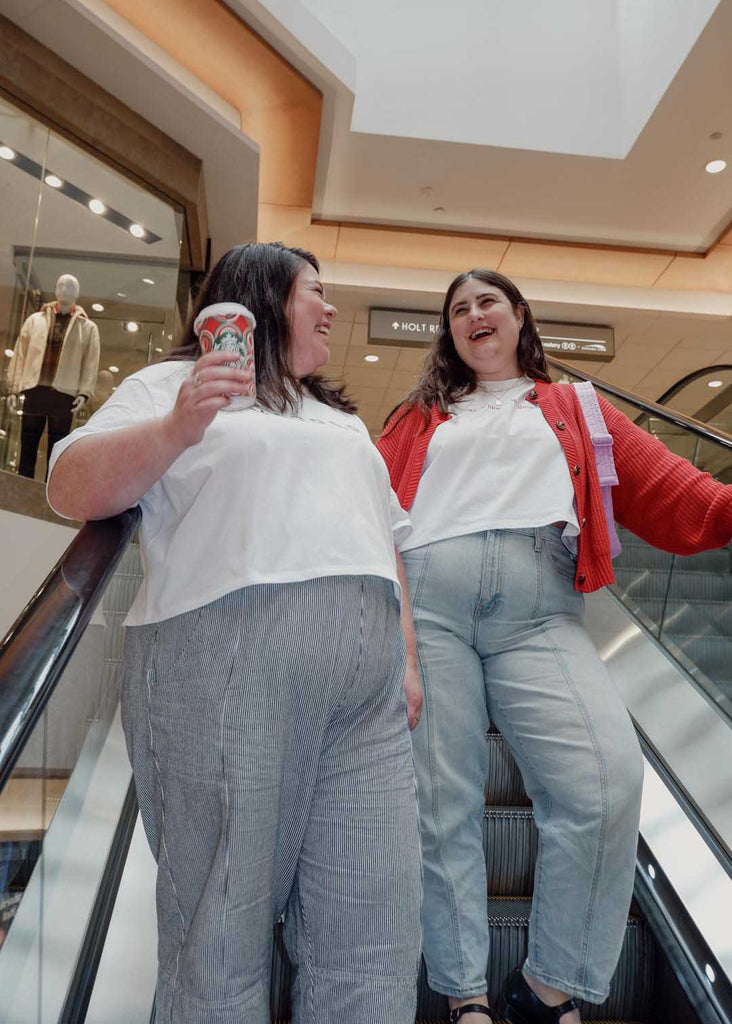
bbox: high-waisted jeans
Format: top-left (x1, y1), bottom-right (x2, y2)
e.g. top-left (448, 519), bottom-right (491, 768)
top-left (402, 528), bottom-right (643, 1003)
top-left (120, 576), bottom-right (422, 1024)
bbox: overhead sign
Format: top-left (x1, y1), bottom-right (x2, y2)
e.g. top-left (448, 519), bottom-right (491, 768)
top-left (536, 321), bottom-right (614, 362)
top-left (369, 308), bottom-right (614, 362)
top-left (369, 308), bottom-right (440, 346)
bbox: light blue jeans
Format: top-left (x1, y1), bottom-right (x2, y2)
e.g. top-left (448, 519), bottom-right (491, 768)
top-left (402, 528), bottom-right (643, 1003)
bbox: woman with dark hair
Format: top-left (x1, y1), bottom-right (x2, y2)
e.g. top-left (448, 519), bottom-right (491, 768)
top-left (47, 242), bottom-right (423, 1024)
top-left (378, 269), bottom-right (732, 1024)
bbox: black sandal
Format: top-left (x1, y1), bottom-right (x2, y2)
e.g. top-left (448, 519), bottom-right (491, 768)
top-left (498, 969), bottom-right (578, 1023)
top-left (449, 1004), bottom-right (493, 1022)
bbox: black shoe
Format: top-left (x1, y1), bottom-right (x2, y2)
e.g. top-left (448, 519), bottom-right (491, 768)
top-left (448, 1004), bottom-right (492, 1022)
top-left (498, 969), bottom-right (578, 1023)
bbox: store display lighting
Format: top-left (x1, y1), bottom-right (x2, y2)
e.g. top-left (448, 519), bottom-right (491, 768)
top-left (142, 277), bottom-right (155, 285)
top-left (117, 292), bottom-right (127, 298)
top-left (364, 354), bottom-right (380, 362)
top-left (125, 322), bottom-right (140, 333)
top-left (0, 140), bottom-right (162, 244)
top-left (91, 303), bottom-right (105, 312)
top-left (705, 160), bottom-right (727, 174)
top-left (708, 380), bottom-right (724, 388)
top-left (109, 365), bottom-right (120, 373)
top-left (4, 348), bottom-right (14, 358)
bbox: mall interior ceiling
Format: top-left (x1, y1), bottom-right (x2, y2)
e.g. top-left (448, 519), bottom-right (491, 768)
top-left (2, 0), bottom-right (732, 441)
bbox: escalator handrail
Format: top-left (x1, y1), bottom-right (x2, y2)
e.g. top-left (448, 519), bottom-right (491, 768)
top-left (0, 506), bottom-right (141, 791)
top-left (656, 364), bottom-right (732, 407)
top-left (547, 357), bottom-right (732, 450)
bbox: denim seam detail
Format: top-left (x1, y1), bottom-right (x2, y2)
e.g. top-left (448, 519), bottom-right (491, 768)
top-left (411, 546), bottom-right (469, 989)
top-left (522, 958), bottom-right (609, 1004)
top-left (534, 624), bottom-right (610, 993)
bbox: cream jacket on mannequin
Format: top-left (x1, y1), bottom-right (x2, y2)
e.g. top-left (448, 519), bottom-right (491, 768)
top-left (8, 302), bottom-right (100, 399)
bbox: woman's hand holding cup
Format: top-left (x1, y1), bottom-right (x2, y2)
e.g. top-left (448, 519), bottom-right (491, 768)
top-left (165, 351), bottom-right (253, 449)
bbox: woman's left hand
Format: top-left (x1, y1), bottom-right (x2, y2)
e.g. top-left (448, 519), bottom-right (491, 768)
top-left (403, 659), bottom-right (423, 730)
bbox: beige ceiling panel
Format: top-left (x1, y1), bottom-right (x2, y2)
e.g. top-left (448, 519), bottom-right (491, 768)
top-left (652, 248), bottom-right (732, 292)
top-left (395, 348), bottom-right (431, 371)
top-left (257, 205), bottom-right (339, 262)
top-left (500, 242), bottom-right (675, 287)
top-left (326, 321), bottom-right (353, 346)
top-left (345, 366), bottom-right (394, 388)
top-left (654, 346), bottom-right (728, 370)
top-left (718, 224), bottom-right (732, 246)
top-left (344, 345), bottom-right (400, 370)
top-left (335, 226), bottom-right (509, 272)
top-left (389, 368), bottom-right (424, 391)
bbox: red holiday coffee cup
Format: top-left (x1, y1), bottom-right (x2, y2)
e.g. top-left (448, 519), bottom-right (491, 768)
top-left (193, 302), bottom-right (257, 411)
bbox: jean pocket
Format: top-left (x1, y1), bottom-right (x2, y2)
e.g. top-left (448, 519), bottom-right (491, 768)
top-left (545, 534), bottom-right (577, 582)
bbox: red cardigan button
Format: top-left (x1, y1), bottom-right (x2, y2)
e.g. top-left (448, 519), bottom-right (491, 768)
top-left (577, 574), bottom-right (586, 585)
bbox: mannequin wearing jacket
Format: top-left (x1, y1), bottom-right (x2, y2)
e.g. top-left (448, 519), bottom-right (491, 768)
top-left (8, 275), bottom-right (100, 479)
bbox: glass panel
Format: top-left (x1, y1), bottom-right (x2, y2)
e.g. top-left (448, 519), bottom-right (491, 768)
top-left (1, 108), bottom-right (183, 482)
top-left (0, 541), bottom-right (142, 1022)
top-left (549, 361), bottom-right (732, 724)
top-left (0, 95), bottom-right (50, 477)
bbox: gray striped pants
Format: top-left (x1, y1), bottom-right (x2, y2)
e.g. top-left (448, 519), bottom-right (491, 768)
top-left (120, 576), bottom-right (422, 1024)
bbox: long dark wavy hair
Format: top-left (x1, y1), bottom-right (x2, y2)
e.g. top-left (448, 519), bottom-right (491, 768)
top-left (167, 242), bottom-right (355, 414)
top-left (382, 269), bottom-right (550, 431)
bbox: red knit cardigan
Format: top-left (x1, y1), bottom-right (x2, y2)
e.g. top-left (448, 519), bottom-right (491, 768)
top-left (377, 380), bottom-right (732, 593)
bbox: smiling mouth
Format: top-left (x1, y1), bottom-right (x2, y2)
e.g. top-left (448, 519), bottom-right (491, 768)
top-left (316, 324), bottom-right (331, 337)
top-left (468, 327), bottom-right (495, 341)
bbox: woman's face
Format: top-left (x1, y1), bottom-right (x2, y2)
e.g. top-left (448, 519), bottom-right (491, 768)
top-left (287, 263), bottom-right (337, 378)
top-left (447, 277), bottom-right (524, 380)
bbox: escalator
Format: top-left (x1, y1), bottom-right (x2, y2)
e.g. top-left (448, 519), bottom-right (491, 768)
top-left (0, 363), bottom-right (731, 1023)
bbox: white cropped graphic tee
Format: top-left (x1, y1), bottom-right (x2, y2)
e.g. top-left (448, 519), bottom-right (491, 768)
top-left (401, 376), bottom-right (579, 553)
top-left (48, 361), bottom-right (411, 625)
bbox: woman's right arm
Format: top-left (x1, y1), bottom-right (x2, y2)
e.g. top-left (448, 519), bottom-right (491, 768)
top-left (48, 352), bottom-right (251, 521)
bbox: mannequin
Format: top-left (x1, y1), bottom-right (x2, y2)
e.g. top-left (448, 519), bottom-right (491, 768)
top-left (7, 275), bottom-right (100, 479)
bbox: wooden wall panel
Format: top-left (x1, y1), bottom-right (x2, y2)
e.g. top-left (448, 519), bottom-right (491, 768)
top-left (335, 226), bottom-right (509, 272)
top-left (499, 241), bottom-right (675, 288)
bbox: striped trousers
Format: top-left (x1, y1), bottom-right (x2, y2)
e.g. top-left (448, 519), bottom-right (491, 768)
top-left (120, 576), bottom-right (422, 1024)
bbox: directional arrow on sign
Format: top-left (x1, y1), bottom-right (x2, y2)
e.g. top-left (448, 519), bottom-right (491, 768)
top-left (392, 321), bottom-right (400, 329)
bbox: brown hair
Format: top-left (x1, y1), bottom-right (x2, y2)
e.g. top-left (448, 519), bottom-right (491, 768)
top-left (383, 269), bottom-right (550, 430)
top-left (167, 241), bottom-right (355, 414)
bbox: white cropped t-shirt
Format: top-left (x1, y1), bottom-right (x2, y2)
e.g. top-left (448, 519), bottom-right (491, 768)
top-left (48, 362), bottom-right (411, 625)
top-left (401, 376), bottom-right (578, 552)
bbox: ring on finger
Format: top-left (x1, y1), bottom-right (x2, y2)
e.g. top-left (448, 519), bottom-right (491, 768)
top-left (191, 371), bottom-right (203, 387)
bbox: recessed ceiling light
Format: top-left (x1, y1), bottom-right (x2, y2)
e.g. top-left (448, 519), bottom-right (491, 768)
top-left (4, 348), bottom-right (14, 358)
top-left (91, 303), bottom-right (105, 312)
top-left (364, 354), bottom-right (380, 363)
top-left (0, 146), bottom-right (15, 161)
top-left (705, 159), bottom-right (727, 174)
top-left (45, 174), bottom-right (63, 188)
top-left (129, 223), bottom-right (145, 238)
top-left (708, 379), bottom-right (724, 387)
top-left (154, 346), bottom-right (163, 353)
top-left (116, 292), bottom-right (127, 298)
top-left (88, 198), bottom-right (105, 215)
top-left (124, 321), bottom-right (140, 333)
top-left (108, 365), bottom-right (119, 373)
top-left (142, 277), bottom-right (155, 285)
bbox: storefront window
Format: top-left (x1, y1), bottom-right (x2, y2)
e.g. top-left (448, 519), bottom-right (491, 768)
top-left (0, 94), bottom-right (183, 481)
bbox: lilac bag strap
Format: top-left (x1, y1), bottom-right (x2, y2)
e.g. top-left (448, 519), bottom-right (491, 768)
top-left (572, 381), bottom-right (622, 559)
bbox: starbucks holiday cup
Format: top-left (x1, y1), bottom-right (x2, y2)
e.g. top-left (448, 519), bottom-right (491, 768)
top-left (193, 302), bottom-right (256, 411)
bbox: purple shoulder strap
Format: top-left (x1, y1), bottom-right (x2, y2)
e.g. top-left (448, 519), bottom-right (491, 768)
top-left (572, 381), bottom-right (622, 559)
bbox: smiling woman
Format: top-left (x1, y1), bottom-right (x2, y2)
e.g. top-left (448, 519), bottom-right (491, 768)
top-left (45, 240), bottom-right (424, 1024)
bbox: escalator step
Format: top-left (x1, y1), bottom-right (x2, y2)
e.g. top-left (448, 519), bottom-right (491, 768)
top-left (485, 733), bottom-right (531, 807)
top-left (268, 903), bottom-right (655, 1022)
top-left (483, 808), bottom-right (537, 896)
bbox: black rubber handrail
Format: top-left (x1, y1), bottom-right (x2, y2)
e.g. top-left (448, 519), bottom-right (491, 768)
top-left (656, 364), bottom-right (732, 407)
top-left (547, 357), bottom-right (732, 450)
top-left (0, 507), bottom-right (141, 791)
